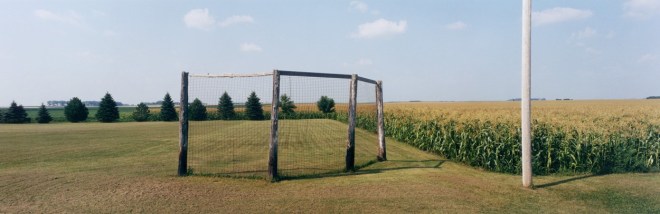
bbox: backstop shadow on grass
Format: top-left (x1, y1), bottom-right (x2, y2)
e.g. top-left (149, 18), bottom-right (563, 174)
top-left (280, 159), bottom-right (445, 181)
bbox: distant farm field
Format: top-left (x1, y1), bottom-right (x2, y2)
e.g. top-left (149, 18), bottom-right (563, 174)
top-left (381, 100), bottom-right (660, 175)
top-left (386, 99), bottom-right (660, 135)
top-left (1, 122), bottom-right (659, 213)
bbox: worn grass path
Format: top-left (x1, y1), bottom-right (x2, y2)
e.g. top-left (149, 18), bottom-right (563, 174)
top-left (1, 122), bottom-right (658, 213)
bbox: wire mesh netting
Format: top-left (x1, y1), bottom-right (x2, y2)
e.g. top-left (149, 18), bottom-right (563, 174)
top-left (187, 72), bottom-right (379, 178)
top-left (188, 74), bottom-right (273, 178)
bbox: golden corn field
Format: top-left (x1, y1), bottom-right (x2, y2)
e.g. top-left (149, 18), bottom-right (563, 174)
top-left (385, 100), bottom-right (660, 136)
top-left (366, 99), bottom-right (660, 175)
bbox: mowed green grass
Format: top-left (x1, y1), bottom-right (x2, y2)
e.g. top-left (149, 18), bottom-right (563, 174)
top-left (188, 119), bottom-right (377, 178)
top-left (1, 122), bottom-right (659, 213)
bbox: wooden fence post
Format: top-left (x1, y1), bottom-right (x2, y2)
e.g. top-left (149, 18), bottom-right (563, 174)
top-left (269, 70), bottom-right (280, 181)
top-left (346, 74), bottom-right (358, 172)
top-left (178, 71), bottom-right (189, 176)
top-left (376, 80), bottom-right (387, 161)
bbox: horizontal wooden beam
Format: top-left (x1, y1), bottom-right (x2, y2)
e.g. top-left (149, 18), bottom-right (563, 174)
top-left (277, 70), bottom-right (377, 84)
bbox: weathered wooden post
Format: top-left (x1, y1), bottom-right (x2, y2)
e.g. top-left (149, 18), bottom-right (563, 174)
top-left (521, 0), bottom-right (533, 188)
top-left (376, 80), bottom-right (387, 161)
top-left (346, 74), bottom-right (358, 171)
top-left (178, 71), bottom-right (189, 176)
top-left (269, 70), bottom-right (281, 181)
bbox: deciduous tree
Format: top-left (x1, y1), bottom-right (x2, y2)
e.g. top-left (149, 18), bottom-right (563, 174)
top-left (316, 96), bottom-right (335, 113)
top-left (189, 98), bottom-right (208, 121)
top-left (132, 102), bottom-right (151, 122)
top-left (65, 97), bottom-right (89, 122)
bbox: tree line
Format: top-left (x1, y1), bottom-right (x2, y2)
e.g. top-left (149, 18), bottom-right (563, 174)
top-left (46, 100), bottom-right (126, 107)
top-left (1, 92), bottom-right (337, 124)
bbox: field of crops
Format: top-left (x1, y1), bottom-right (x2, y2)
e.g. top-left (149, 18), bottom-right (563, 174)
top-left (375, 99), bottom-right (660, 175)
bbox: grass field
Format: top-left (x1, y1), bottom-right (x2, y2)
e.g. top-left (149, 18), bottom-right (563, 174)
top-left (188, 119), bottom-right (378, 178)
top-left (1, 122), bottom-right (659, 213)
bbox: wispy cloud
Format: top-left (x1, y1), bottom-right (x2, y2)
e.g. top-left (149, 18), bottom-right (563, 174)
top-left (351, 18), bottom-right (407, 39)
top-left (357, 58), bottom-right (373, 65)
top-left (532, 7), bottom-right (592, 26)
top-left (183, 8), bottom-right (216, 30)
top-left (624, 0), bottom-right (660, 19)
top-left (575, 27), bottom-right (597, 39)
top-left (349, 1), bottom-right (369, 13)
top-left (34, 9), bottom-right (83, 26)
top-left (219, 15), bottom-right (254, 27)
top-left (569, 27), bottom-right (600, 54)
top-left (240, 43), bottom-right (262, 52)
top-left (445, 21), bottom-right (467, 30)
top-left (638, 54), bottom-right (658, 63)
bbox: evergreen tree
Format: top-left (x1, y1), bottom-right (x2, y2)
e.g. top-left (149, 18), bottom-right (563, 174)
top-left (217, 92), bottom-right (236, 120)
top-left (95, 92), bottom-right (120, 122)
top-left (36, 104), bottom-right (53, 124)
top-left (160, 93), bottom-right (178, 121)
top-left (189, 98), bottom-right (208, 121)
top-left (0, 109), bottom-right (4, 123)
top-left (4, 101), bottom-right (30, 123)
top-left (280, 94), bottom-right (296, 115)
top-left (64, 97), bottom-right (89, 122)
top-left (132, 102), bottom-right (151, 122)
top-left (245, 91), bottom-right (265, 120)
top-left (316, 96), bottom-right (335, 113)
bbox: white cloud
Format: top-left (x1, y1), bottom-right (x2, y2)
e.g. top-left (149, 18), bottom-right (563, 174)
top-left (638, 54), bottom-right (658, 63)
top-left (532, 7), bottom-right (593, 26)
top-left (240, 43), bottom-right (262, 52)
top-left (183, 9), bottom-right (216, 30)
top-left (219, 15), bottom-right (254, 27)
top-left (606, 31), bottom-right (616, 39)
top-left (349, 1), bottom-right (369, 13)
top-left (357, 58), bottom-right (373, 65)
top-left (351, 18), bottom-right (407, 39)
top-left (576, 27), bottom-right (597, 39)
top-left (624, 0), bottom-right (660, 19)
top-left (445, 21), bottom-right (467, 30)
top-left (34, 9), bottom-right (83, 25)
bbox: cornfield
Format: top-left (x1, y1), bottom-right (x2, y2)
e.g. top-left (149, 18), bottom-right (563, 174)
top-left (372, 100), bottom-right (660, 175)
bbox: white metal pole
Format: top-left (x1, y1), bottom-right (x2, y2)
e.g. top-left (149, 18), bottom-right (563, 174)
top-left (521, 0), bottom-right (533, 188)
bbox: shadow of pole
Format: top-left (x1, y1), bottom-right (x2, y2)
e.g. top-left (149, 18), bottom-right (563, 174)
top-left (535, 174), bottom-right (601, 189)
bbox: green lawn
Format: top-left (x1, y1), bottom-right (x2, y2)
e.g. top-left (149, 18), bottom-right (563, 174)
top-left (188, 119), bottom-right (378, 178)
top-left (1, 122), bottom-right (658, 213)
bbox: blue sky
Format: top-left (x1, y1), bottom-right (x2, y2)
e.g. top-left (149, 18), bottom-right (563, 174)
top-left (1, 0), bottom-right (659, 106)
